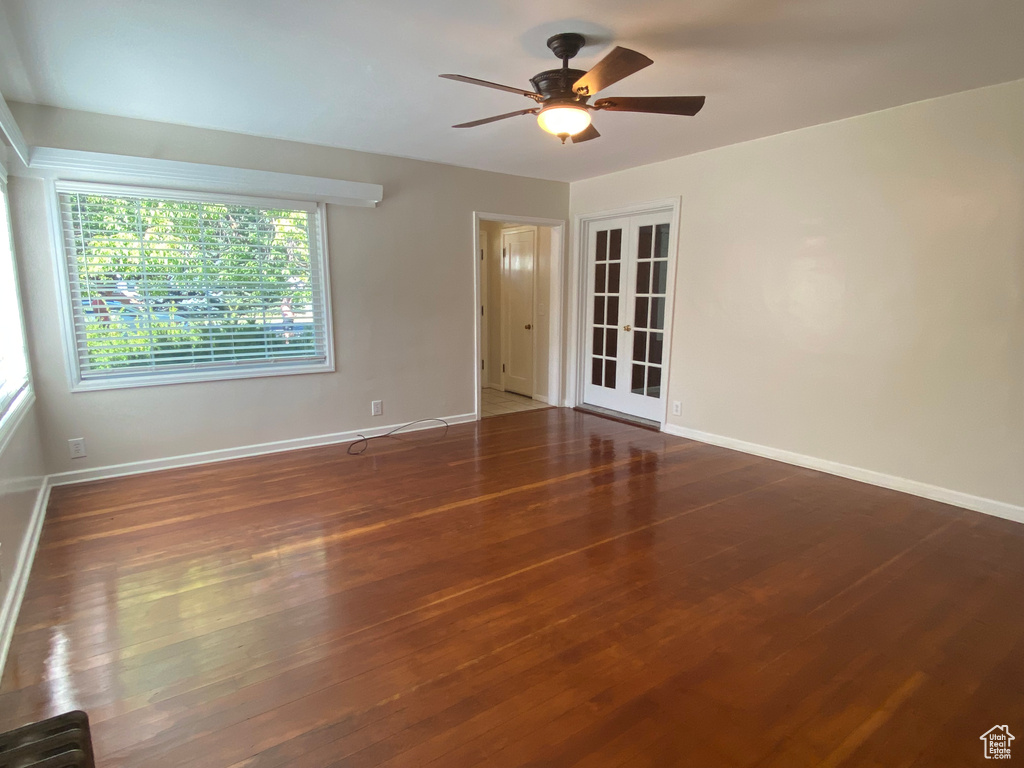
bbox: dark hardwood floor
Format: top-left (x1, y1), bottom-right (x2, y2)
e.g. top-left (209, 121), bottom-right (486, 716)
top-left (1, 408), bottom-right (1022, 767)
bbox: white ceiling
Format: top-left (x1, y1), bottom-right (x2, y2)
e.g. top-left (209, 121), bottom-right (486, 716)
top-left (1, 0), bottom-right (1022, 182)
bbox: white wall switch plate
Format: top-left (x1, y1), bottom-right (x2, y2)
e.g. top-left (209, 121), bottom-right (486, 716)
top-left (68, 437), bottom-right (87, 459)
top-left (371, 400), bottom-right (383, 417)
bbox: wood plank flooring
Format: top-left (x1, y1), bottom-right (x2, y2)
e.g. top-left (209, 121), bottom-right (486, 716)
top-left (1, 408), bottom-right (1022, 767)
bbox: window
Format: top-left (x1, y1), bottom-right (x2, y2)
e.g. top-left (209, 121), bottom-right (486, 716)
top-left (0, 174), bottom-right (32, 440)
top-left (53, 182), bottom-right (333, 390)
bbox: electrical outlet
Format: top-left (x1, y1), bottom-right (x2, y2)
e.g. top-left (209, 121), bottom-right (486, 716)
top-left (371, 400), bottom-right (383, 417)
top-left (671, 401), bottom-right (682, 417)
top-left (68, 437), bottom-right (87, 459)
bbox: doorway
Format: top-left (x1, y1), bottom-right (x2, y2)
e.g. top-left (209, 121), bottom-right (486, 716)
top-left (474, 214), bottom-right (566, 420)
top-left (575, 201), bottom-right (680, 425)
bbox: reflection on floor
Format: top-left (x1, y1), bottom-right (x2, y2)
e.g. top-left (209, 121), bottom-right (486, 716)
top-left (481, 388), bottom-right (550, 418)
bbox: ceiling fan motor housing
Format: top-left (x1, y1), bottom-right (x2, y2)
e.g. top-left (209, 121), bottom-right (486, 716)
top-left (534, 33), bottom-right (589, 106)
top-left (530, 69), bottom-right (589, 103)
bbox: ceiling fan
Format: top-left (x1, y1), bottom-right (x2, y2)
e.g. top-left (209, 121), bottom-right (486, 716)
top-left (440, 33), bottom-right (705, 144)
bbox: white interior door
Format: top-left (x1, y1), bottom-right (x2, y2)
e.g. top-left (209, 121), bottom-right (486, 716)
top-left (502, 227), bottom-right (536, 396)
top-left (582, 213), bottom-right (672, 421)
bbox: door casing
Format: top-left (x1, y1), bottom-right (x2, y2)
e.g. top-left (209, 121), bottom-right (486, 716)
top-left (471, 212), bottom-right (567, 421)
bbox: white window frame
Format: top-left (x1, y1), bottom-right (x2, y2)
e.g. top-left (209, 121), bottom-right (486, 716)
top-left (46, 180), bottom-right (335, 392)
top-left (0, 160), bottom-right (36, 454)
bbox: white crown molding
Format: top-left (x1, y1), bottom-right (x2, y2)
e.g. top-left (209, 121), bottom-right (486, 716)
top-left (662, 423), bottom-right (1024, 525)
top-left (48, 412), bottom-right (476, 486)
top-left (0, 91), bottom-right (29, 168)
top-left (13, 147), bottom-right (383, 208)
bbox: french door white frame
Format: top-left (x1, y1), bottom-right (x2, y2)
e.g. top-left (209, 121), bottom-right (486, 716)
top-left (472, 212), bottom-right (567, 421)
top-left (568, 198), bottom-right (682, 428)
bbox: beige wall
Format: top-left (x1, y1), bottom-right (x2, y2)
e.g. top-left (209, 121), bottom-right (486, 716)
top-left (570, 79), bottom-right (1024, 508)
top-left (9, 103), bottom-right (569, 474)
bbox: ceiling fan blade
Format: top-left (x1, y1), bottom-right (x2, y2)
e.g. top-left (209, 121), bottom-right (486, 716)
top-left (452, 108), bottom-right (538, 129)
top-left (593, 96), bottom-right (706, 116)
top-left (439, 74), bottom-right (541, 101)
top-left (572, 47), bottom-right (654, 96)
top-left (571, 124), bottom-right (601, 143)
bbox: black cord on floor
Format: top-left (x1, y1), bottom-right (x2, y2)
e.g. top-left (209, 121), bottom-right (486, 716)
top-left (347, 418), bottom-right (450, 455)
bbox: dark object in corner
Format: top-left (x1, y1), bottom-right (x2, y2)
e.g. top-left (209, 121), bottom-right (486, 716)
top-left (0, 710), bottom-right (95, 767)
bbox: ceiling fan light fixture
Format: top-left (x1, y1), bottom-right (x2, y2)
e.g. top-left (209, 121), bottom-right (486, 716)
top-left (536, 104), bottom-right (591, 138)
top-left (441, 33), bottom-right (705, 144)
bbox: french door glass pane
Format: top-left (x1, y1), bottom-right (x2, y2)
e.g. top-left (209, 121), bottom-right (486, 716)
top-left (609, 229), bottom-right (622, 261)
top-left (606, 296), bottom-right (619, 325)
top-left (654, 223), bottom-right (669, 258)
top-left (649, 332), bottom-right (663, 365)
top-left (633, 330), bottom-right (646, 363)
top-left (638, 226), bottom-right (652, 260)
top-left (652, 260), bottom-right (667, 293)
top-left (636, 261), bottom-right (650, 294)
top-left (631, 363), bottom-right (644, 394)
top-left (608, 263), bottom-right (620, 293)
top-left (647, 365), bottom-right (662, 397)
top-left (634, 297), bottom-right (648, 328)
top-left (651, 297), bottom-right (665, 330)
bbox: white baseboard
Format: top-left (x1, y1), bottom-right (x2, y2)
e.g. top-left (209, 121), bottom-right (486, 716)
top-left (662, 423), bottom-right (1024, 525)
top-left (0, 477), bottom-right (50, 675)
top-left (49, 412), bottom-right (477, 487)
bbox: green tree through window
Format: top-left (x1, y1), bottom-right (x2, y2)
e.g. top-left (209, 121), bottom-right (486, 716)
top-left (58, 185), bottom-right (330, 386)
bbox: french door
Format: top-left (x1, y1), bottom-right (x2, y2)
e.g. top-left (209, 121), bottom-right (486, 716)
top-left (582, 212), bottom-right (672, 422)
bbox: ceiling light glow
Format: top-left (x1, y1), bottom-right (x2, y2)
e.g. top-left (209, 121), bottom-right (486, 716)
top-left (536, 105), bottom-right (591, 137)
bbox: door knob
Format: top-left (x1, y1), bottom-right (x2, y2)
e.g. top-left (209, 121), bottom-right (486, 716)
top-left (525, 324), bottom-right (532, 330)
top-left (624, 324), bottom-right (632, 332)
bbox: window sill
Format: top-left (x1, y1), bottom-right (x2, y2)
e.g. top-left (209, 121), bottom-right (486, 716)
top-left (0, 387), bottom-right (36, 457)
top-left (70, 359), bottom-right (335, 393)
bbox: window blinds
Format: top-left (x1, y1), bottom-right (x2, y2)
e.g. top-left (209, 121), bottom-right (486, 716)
top-left (56, 183), bottom-right (331, 386)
